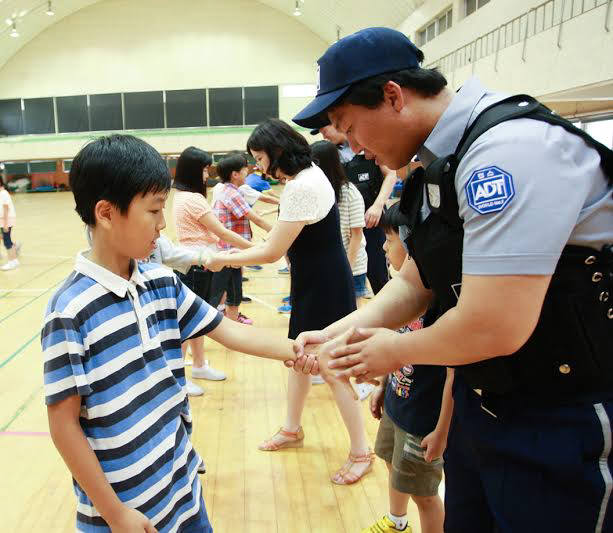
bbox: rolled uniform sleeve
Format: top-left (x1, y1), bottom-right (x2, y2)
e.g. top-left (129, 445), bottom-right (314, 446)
top-left (457, 119), bottom-right (596, 275)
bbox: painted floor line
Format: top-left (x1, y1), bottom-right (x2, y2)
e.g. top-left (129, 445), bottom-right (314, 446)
top-left (243, 293), bottom-right (290, 319)
top-left (0, 430), bottom-right (50, 437)
top-left (0, 258), bottom-right (70, 301)
top-left (0, 288), bottom-right (50, 293)
top-left (0, 385), bottom-right (42, 432)
top-left (0, 331), bottom-right (40, 369)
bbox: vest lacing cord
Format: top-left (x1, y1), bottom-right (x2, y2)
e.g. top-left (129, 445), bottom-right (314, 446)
top-left (587, 244), bottom-right (613, 319)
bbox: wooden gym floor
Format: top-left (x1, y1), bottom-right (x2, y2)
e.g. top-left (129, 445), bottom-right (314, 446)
top-left (0, 189), bottom-right (439, 532)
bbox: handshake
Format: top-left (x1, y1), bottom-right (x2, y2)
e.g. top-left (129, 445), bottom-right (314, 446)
top-left (201, 249), bottom-right (242, 272)
top-left (284, 327), bottom-right (397, 399)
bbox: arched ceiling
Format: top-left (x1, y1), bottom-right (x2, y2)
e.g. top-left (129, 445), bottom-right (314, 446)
top-left (0, 0), bottom-right (423, 70)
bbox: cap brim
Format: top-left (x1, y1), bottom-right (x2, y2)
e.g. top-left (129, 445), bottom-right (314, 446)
top-left (293, 85), bottom-right (351, 129)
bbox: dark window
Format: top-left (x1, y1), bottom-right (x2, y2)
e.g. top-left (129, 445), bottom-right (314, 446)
top-left (24, 97), bottom-right (55, 134)
top-left (57, 95), bottom-right (89, 133)
top-left (466, 0), bottom-right (476, 16)
top-left (166, 89), bottom-right (206, 128)
top-left (0, 99), bottom-right (24, 136)
top-left (63, 160), bottom-right (72, 172)
top-left (29, 160), bottom-right (57, 173)
top-left (167, 158), bottom-right (178, 169)
top-left (90, 93), bottom-right (123, 131)
top-left (209, 87), bottom-right (243, 126)
top-left (4, 162), bottom-right (28, 175)
top-left (244, 86), bottom-right (278, 125)
top-left (212, 152), bottom-right (228, 163)
top-left (124, 91), bottom-right (164, 130)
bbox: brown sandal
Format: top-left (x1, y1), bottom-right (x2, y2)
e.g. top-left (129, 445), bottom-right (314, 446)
top-left (331, 448), bottom-right (374, 485)
top-left (258, 426), bottom-right (305, 451)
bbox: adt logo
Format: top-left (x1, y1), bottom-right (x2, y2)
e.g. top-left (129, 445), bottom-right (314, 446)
top-left (465, 165), bottom-right (515, 215)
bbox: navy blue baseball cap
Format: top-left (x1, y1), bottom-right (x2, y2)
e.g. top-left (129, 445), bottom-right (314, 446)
top-left (293, 27), bottom-right (421, 129)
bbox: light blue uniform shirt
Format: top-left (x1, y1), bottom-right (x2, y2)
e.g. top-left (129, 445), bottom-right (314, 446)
top-left (416, 77), bottom-right (613, 275)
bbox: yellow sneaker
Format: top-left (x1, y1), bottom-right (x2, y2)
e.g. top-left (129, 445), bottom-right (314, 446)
top-left (361, 516), bottom-right (411, 533)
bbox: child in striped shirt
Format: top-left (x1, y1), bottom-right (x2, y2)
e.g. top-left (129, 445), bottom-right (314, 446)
top-left (42, 135), bottom-right (300, 533)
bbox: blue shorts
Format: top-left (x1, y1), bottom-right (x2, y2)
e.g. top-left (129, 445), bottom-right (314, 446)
top-left (2, 227), bottom-right (13, 249)
top-left (353, 273), bottom-right (369, 298)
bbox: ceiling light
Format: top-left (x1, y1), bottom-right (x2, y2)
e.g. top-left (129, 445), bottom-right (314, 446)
top-left (10, 21), bottom-right (18, 37)
top-left (293, 0), bottom-right (301, 16)
top-left (46, 1), bottom-right (54, 16)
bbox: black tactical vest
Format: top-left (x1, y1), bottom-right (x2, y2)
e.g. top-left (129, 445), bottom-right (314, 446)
top-left (343, 153), bottom-right (384, 210)
top-left (400, 95), bottom-right (613, 403)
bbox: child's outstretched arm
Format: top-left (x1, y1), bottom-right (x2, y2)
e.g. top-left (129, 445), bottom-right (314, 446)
top-left (48, 396), bottom-right (157, 532)
top-left (207, 316), bottom-right (297, 363)
top-left (155, 235), bottom-right (210, 274)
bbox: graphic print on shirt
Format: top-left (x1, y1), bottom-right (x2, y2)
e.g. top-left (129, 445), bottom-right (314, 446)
top-left (391, 364), bottom-right (414, 399)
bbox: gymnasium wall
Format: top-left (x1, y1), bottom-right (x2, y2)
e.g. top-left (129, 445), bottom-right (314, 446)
top-left (397, 0), bottom-right (613, 99)
top-left (0, 0), bottom-right (325, 161)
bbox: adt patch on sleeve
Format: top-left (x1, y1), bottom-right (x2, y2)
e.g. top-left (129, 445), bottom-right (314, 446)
top-left (465, 165), bottom-right (515, 215)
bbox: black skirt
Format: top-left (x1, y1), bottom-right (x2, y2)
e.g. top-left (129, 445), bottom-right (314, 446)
top-left (287, 205), bottom-right (357, 339)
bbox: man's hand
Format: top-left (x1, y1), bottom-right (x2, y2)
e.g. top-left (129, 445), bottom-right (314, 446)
top-left (420, 430), bottom-right (447, 463)
top-left (328, 327), bottom-right (403, 383)
top-left (318, 328), bottom-right (359, 400)
top-left (108, 506), bottom-right (158, 533)
top-left (364, 202), bottom-right (384, 228)
top-left (293, 329), bottom-right (329, 358)
top-left (369, 384), bottom-right (385, 420)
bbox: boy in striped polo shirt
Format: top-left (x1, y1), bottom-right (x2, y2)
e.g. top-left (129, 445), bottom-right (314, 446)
top-left (42, 135), bottom-right (299, 533)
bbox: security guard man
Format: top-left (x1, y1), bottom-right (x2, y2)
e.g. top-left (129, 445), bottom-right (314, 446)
top-left (311, 124), bottom-right (397, 295)
top-left (290, 27), bottom-right (613, 532)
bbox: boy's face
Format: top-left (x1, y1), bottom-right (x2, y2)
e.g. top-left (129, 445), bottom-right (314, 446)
top-left (382, 229), bottom-right (406, 272)
top-left (231, 166), bottom-right (248, 186)
top-left (110, 191), bottom-right (167, 260)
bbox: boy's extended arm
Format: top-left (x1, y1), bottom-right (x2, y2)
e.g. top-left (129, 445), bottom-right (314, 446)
top-left (245, 209), bottom-right (272, 232)
top-left (156, 235), bottom-right (208, 274)
top-left (207, 316), bottom-right (296, 362)
top-left (47, 396), bottom-right (156, 531)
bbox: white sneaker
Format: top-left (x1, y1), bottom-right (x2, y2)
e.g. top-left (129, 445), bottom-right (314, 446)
top-left (192, 360), bottom-right (226, 381)
top-left (186, 379), bottom-right (204, 397)
top-left (311, 374), bottom-right (325, 385)
top-left (356, 383), bottom-right (376, 401)
top-left (1, 259), bottom-right (18, 271)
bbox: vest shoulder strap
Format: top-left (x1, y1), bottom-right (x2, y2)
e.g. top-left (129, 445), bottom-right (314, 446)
top-left (456, 94), bottom-right (613, 182)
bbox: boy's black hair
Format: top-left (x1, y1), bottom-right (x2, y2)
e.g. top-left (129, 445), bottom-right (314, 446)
top-left (217, 151), bottom-right (248, 183)
top-left (247, 119), bottom-right (312, 178)
top-left (333, 64), bottom-right (447, 110)
top-left (310, 140), bottom-right (347, 203)
top-left (173, 146), bottom-right (212, 196)
top-left (379, 202), bottom-right (403, 234)
top-left (69, 134), bottom-right (170, 226)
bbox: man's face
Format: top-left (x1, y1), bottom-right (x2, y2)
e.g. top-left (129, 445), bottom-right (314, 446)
top-left (112, 191), bottom-right (167, 260)
top-left (327, 83), bottom-right (428, 170)
top-left (319, 124), bottom-right (347, 145)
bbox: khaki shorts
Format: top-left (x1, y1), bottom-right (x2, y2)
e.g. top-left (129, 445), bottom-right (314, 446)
top-left (374, 411), bottom-right (443, 496)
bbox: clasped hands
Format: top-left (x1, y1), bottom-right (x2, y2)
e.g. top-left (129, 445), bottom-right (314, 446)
top-left (285, 326), bottom-right (403, 396)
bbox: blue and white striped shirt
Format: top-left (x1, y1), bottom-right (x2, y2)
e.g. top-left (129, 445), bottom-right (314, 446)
top-left (42, 252), bottom-right (222, 532)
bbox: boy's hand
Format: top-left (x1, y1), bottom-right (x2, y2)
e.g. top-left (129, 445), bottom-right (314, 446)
top-left (420, 430), bottom-right (447, 463)
top-left (369, 384), bottom-right (385, 420)
top-left (293, 329), bottom-right (329, 358)
top-left (284, 347), bottom-right (320, 375)
top-left (108, 506), bottom-right (158, 533)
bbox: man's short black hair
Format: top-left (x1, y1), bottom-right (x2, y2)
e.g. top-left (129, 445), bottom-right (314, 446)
top-left (334, 65), bottom-right (447, 110)
top-left (247, 119), bottom-right (312, 178)
top-left (217, 151), bottom-right (248, 183)
top-left (69, 134), bottom-right (170, 226)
